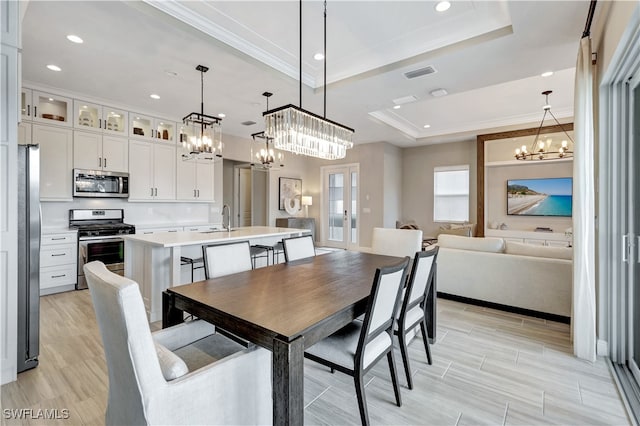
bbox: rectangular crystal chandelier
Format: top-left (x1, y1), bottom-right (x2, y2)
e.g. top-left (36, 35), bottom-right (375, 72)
top-left (264, 104), bottom-right (354, 160)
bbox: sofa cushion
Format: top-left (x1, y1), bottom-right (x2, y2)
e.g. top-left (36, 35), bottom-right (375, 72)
top-left (155, 342), bottom-right (188, 381)
top-left (505, 241), bottom-right (573, 260)
top-left (437, 234), bottom-right (504, 253)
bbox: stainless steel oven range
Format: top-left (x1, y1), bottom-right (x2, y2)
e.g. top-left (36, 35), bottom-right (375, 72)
top-left (69, 209), bottom-right (135, 290)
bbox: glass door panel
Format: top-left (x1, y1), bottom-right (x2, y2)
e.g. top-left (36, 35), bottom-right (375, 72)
top-left (629, 73), bottom-right (640, 383)
top-left (323, 164), bottom-right (358, 249)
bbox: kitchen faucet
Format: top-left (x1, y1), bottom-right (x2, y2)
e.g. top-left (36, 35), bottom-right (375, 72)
top-left (222, 204), bottom-right (231, 231)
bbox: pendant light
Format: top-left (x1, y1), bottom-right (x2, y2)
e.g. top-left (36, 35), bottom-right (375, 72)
top-left (251, 92), bottom-right (284, 168)
top-left (514, 91), bottom-right (574, 161)
top-left (180, 65), bottom-right (223, 159)
top-left (263, 0), bottom-right (354, 160)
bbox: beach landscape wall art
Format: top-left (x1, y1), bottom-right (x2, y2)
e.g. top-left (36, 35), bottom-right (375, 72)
top-left (507, 177), bottom-right (573, 217)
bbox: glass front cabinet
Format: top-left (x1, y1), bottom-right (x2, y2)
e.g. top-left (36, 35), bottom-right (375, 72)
top-left (73, 100), bottom-right (128, 136)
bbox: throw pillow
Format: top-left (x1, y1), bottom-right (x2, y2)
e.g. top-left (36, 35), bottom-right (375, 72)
top-left (505, 241), bottom-right (573, 260)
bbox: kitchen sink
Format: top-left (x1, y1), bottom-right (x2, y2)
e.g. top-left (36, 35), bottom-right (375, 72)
top-left (201, 229), bottom-right (237, 233)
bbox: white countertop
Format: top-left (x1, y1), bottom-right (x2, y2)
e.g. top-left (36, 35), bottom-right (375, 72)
top-left (123, 226), bottom-right (309, 248)
top-left (42, 226), bottom-right (77, 234)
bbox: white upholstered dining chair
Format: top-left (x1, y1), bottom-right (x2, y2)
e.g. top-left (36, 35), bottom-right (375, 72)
top-left (84, 261), bottom-right (272, 425)
top-left (202, 241), bottom-right (253, 279)
top-left (371, 227), bottom-right (423, 258)
top-left (395, 247), bottom-right (438, 389)
top-left (283, 234), bottom-right (316, 262)
top-left (304, 257), bottom-right (410, 426)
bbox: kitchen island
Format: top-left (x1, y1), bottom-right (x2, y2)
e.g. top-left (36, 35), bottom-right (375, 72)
top-left (123, 226), bottom-right (310, 321)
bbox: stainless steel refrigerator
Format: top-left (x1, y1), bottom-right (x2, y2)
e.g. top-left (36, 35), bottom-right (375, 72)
top-left (17, 144), bottom-right (40, 372)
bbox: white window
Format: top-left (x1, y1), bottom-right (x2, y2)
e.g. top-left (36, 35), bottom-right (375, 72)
top-left (433, 165), bottom-right (469, 222)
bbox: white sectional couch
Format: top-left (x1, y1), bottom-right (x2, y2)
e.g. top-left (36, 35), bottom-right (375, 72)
top-left (437, 234), bottom-right (572, 319)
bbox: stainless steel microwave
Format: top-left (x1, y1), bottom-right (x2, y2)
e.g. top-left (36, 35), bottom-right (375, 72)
top-left (73, 169), bottom-right (129, 198)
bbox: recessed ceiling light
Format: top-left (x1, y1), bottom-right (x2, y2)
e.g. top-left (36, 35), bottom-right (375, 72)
top-left (46, 64), bottom-right (61, 72)
top-left (430, 88), bottom-right (448, 97)
top-left (313, 53), bottom-right (324, 61)
top-left (435, 1), bottom-right (451, 12)
top-left (541, 71), bottom-right (554, 77)
top-left (218, 113), bottom-right (226, 118)
top-left (150, 94), bottom-right (160, 100)
top-left (393, 105), bottom-right (401, 110)
top-left (66, 34), bottom-right (83, 44)
top-left (423, 124), bottom-right (431, 129)
top-left (49, 98), bottom-right (54, 102)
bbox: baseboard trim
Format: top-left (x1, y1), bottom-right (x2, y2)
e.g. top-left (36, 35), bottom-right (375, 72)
top-left (437, 292), bottom-right (571, 324)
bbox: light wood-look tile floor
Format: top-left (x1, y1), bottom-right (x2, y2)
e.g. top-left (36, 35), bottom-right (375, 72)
top-left (1, 290), bottom-right (630, 425)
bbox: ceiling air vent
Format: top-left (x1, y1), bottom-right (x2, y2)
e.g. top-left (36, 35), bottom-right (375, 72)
top-left (241, 121), bottom-right (256, 126)
top-left (404, 65), bottom-right (437, 80)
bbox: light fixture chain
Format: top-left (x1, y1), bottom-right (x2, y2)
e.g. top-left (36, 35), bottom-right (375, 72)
top-left (324, 0), bottom-right (327, 118)
top-left (547, 109), bottom-right (575, 143)
top-left (299, 0), bottom-right (303, 109)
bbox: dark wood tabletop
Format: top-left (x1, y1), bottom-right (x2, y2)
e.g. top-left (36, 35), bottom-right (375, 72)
top-left (165, 250), bottom-right (404, 349)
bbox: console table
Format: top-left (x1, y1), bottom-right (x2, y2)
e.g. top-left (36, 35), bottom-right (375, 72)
top-left (276, 217), bottom-right (316, 241)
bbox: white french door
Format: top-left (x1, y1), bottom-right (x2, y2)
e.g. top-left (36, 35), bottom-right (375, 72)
top-left (322, 164), bottom-right (359, 249)
top-left (627, 72), bottom-right (640, 383)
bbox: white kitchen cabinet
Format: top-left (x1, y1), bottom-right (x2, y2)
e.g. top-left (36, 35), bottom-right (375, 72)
top-left (176, 151), bottom-right (215, 202)
top-left (73, 100), bottom-right (128, 136)
top-left (32, 124), bottom-right (73, 201)
top-left (40, 231), bottom-right (77, 295)
top-left (18, 122), bottom-right (31, 145)
top-left (26, 90), bottom-right (73, 127)
top-left (130, 113), bottom-right (176, 142)
top-left (136, 226), bottom-right (182, 235)
top-left (129, 139), bottom-right (176, 201)
top-left (74, 130), bottom-right (128, 172)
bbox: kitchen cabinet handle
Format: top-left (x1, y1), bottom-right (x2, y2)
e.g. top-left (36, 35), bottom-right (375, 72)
top-left (27, 105), bottom-right (30, 116)
top-left (194, 189), bottom-right (196, 197)
top-left (623, 234), bottom-right (629, 263)
top-left (154, 188), bottom-right (158, 196)
top-left (99, 118), bottom-right (102, 129)
top-left (51, 237), bottom-right (65, 240)
top-left (51, 274), bottom-right (66, 279)
top-left (51, 253), bottom-right (66, 257)
top-left (104, 158), bottom-right (107, 168)
top-left (150, 188), bottom-right (154, 197)
top-left (99, 157), bottom-right (102, 167)
top-left (197, 189), bottom-right (200, 197)
top-left (34, 106), bottom-right (37, 118)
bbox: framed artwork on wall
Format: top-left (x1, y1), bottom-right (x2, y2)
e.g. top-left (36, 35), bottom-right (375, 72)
top-left (279, 177), bottom-right (302, 212)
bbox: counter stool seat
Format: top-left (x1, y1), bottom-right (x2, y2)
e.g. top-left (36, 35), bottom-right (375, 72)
top-left (249, 245), bottom-right (270, 268)
top-left (181, 256), bottom-right (204, 282)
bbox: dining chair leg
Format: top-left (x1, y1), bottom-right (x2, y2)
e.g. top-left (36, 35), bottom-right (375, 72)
top-left (397, 329), bottom-right (413, 390)
top-left (387, 351), bottom-right (402, 407)
top-left (420, 320), bottom-right (433, 365)
top-left (354, 372), bottom-right (370, 426)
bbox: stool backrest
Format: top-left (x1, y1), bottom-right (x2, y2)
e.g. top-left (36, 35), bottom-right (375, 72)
top-left (203, 241), bottom-right (253, 279)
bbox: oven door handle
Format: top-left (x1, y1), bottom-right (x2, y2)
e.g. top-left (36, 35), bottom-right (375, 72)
top-left (78, 236), bottom-right (126, 242)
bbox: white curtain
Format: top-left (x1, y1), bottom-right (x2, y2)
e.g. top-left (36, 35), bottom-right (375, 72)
top-left (573, 36), bottom-right (596, 361)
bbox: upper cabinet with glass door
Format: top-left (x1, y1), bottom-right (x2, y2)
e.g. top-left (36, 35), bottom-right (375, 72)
top-left (73, 100), bottom-right (128, 136)
top-left (21, 88), bottom-right (73, 127)
top-left (130, 113), bottom-right (175, 142)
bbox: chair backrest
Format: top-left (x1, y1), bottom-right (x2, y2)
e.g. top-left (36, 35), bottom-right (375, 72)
top-left (371, 227), bottom-right (423, 258)
top-left (84, 261), bottom-right (165, 425)
top-left (357, 257), bottom-right (409, 366)
top-left (203, 241), bottom-right (253, 279)
top-left (403, 247), bottom-right (439, 312)
top-left (283, 235), bottom-right (316, 262)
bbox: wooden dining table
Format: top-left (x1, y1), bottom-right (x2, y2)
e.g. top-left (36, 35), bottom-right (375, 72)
top-left (162, 250), bottom-right (437, 426)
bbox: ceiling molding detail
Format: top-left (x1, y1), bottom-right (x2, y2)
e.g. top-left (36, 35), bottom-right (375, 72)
top-left (144, 0), bottom-right (317, 87)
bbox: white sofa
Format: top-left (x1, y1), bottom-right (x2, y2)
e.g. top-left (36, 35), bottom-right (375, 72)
top-left (437, 234), bottom-right (572, 319)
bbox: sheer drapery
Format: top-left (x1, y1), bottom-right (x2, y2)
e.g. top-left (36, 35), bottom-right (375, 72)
top-left (573, 36), bottom-right (597, 361)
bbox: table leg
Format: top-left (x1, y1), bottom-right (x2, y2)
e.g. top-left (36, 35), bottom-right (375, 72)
top-left (426, 266), bottom-right (437, 344)
top-left (272, 336), bottom-right (304, 426)
top-left (162, 291), bottom-right (184, 328)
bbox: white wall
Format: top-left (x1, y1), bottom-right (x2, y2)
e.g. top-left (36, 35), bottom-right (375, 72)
top-left (401, 140), bottom-right (477, 238)
top-left (383, 144), bottom-right (403, 228)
